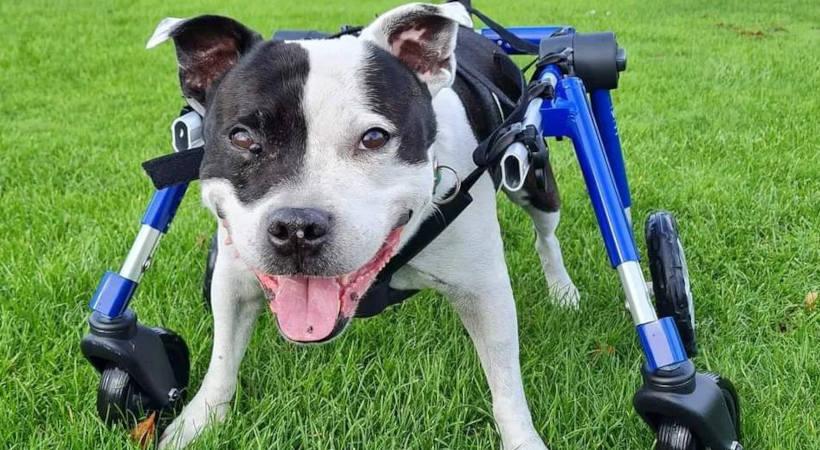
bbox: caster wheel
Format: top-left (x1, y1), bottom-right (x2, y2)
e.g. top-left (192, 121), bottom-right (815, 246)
top-left (96, 366), bottom-right (147, 426)
top-left (203, 231), bottom-right (218, 312)
top-left (655, 419), bottom-right (699, 450)
top-left (95, 328), bottom-right (190, 426)
top-left (646, 211), bottom-right (697, 357)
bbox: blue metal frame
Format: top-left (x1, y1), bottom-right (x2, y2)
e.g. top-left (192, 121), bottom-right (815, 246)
top-left (142, 184), bottom-right (189, 233)
top-left (637, 317), bottom-right (688, 370)
top-left (590, 90), bottom-right (632, 213)
top-left (488, 27), bottom-right (687, 370)
top-left (89, 271), bottom-right (138, 318)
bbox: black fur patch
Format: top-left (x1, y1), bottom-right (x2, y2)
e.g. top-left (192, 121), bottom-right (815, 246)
top-left (361, 44), bottom-right (436, 164)
top-left (200, 41), bottom-right (310, 204)
top-left (451, 26), bottom-right (520, 141)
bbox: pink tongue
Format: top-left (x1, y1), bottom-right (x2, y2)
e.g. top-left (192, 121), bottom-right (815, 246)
top-left (270, 276), bottom-right (341, 342)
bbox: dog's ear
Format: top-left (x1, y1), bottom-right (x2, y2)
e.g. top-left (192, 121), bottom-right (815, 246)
top-left (360, 2), bottom-right (472, 96)
top-left (146, 15), bottom-right (263, 112)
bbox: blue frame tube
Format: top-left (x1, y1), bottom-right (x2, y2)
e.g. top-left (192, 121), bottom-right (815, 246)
top-left (590, 89), bottom-right (632, 212)
top-left (142, 184), bottom-right (189, 233)
top-left (556, 76), bottom-right (638, 267)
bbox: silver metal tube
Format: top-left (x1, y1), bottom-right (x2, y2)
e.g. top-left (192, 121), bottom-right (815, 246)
top-left (500, 97), bottom-right (544, 192)
top-left (617, 260), bottom-right (657, 325)
top-left (119, 225), bottom-right (163, 282)
top-left (500, 142), bottom-right (531, 191)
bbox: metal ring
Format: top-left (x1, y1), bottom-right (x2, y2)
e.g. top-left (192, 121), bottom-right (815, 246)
top-left (434, 165), bottom-right (461, 205)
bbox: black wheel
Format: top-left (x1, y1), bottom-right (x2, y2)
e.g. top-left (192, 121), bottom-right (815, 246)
top-left (645, 211), bottom-right (697, 357)
top-left (203, 231), bottom-right (218, 311)
top-left (655, 419), bottom-right (699, 450)
top-left (95, 328), bottom-right (189, 428)
top-left (96, 366), bottom-right (147, 426)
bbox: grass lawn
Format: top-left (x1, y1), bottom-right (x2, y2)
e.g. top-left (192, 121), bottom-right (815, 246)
top-left (1, 0), bottom-right (818, 448)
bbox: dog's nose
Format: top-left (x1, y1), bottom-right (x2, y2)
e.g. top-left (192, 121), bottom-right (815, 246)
top-left (267, 208), bottom-right (331, 255)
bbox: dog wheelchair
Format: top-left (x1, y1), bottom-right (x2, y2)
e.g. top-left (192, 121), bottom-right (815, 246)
top-left (81, 7), bottom-right (743, 450)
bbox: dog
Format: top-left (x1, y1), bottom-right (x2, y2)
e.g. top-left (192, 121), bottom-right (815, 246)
top-left (147, 2), bottom-right (579, 448)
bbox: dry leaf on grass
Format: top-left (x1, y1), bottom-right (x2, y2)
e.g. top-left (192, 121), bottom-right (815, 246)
top-left (591, 343), bottom-right (617, 358)
top-left (130, 411), bottom-right (157, 449)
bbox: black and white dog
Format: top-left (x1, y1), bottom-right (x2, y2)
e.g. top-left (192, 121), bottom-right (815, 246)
top-left (148, 2), bottom-right (578, 448)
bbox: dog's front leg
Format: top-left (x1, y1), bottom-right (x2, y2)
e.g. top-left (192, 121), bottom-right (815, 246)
top-left (443, 275), bottom-right (548, 450)
top-left (160, 228), bottom-right (262, 449)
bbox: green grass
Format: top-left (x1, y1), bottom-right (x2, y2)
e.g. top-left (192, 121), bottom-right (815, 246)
top-left (1, 0), bottom-right (818, 448)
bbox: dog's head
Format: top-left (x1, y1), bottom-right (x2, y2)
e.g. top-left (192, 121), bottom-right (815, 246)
top-left (148, 3), bottom-right (472, 343)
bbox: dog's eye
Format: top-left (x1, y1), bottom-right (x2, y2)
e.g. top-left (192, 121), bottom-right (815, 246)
top-left (360, 128), bottom-right (390, 150)
top-left (230, 128), bottom-right (261, 153)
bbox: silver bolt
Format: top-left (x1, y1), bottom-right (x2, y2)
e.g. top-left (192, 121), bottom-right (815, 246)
top-left (168, 388), bottom-right (181, 402)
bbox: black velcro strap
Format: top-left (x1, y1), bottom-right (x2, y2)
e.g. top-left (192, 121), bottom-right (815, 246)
top-left (141, 147), bottom-right (204, 190)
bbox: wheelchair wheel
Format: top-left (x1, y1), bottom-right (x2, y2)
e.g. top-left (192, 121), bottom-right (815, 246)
top-left (655, 419), bottom-right (699, 450)
top-left (97, 366), bottom-right (146, 426)
top-left (645, 211), bottom-right (697, 357)
top-left (203, 231), bottom-right (218, 311)
top-left (96, 327), bottom-right (190, 426)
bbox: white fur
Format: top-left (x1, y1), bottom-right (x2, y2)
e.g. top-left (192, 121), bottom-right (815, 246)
top-left (160, 227), bottom-right (264, 448)
top-left (160, 4), bottom-right (578, 449)
top-left (504, 193), bottom-right (580, 307)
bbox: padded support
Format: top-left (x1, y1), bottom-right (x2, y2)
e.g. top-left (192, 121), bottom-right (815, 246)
top-left (141, 147), bottom-right (203, 190)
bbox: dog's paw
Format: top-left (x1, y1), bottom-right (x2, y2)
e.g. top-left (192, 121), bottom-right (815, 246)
top-left (158, 399), bottom-right (229, 449)
top-left (548, 281), bottom-right (580, 309)
top-left (508, 434), bottom-right (549, 450)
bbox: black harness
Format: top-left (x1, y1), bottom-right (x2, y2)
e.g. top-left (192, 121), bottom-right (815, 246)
top-left (142, 2), bottom-right (556, 318)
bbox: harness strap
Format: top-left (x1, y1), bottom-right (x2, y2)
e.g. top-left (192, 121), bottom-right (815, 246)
top-left (465, 6), bottom-right (540, 55)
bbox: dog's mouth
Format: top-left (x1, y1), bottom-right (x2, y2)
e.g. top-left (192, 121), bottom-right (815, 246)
top-left (253, 227), bottom-right (402, 343)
